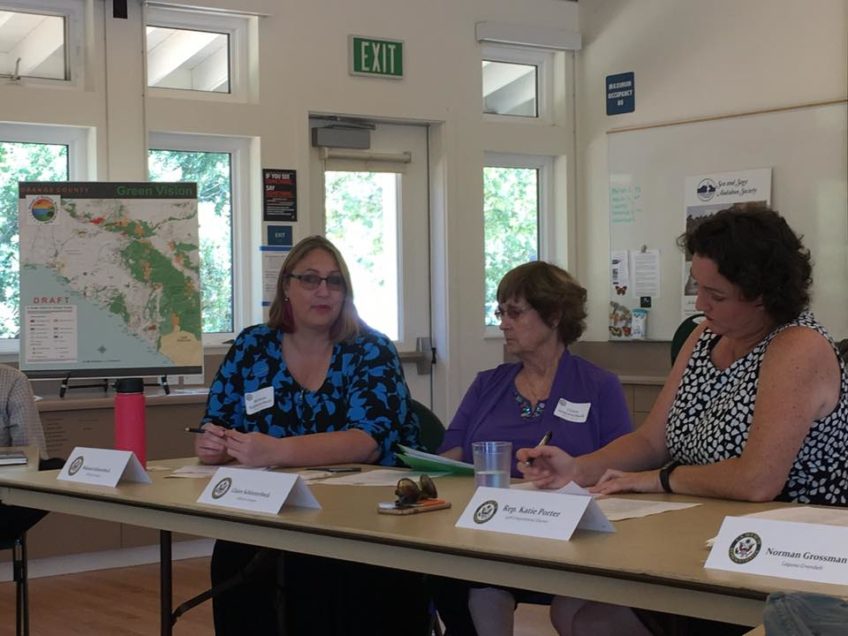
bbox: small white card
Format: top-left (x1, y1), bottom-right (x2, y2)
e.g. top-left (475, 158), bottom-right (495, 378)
top-left (245, 386), bottom-right (274, 415)
top-left (197, 467), bottom-right (321, 514)
top-left (456, 485), bottom-right (614, 540)
top-left (554, 399), bottom-right (591, 423)
top-left (706, 515), bottom-right (848, 585)
top-left (58, 447), bottom-right (151, 487)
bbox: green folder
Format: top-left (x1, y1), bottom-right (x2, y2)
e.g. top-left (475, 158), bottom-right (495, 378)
top-left (396, 444), bottom-right (474, 476)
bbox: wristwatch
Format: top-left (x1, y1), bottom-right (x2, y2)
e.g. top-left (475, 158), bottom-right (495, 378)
top-left (659, 461), bottom-right (681, 493)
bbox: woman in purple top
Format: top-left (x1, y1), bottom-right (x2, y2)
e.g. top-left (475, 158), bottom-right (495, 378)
top-left (434, 261), bottom-right (633, 636)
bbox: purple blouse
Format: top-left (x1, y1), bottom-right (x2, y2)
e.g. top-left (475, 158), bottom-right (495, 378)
top-left (438, 351), bottom-right (633, 476)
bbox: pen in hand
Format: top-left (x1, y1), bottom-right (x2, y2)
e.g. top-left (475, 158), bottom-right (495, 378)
top-left (524, 430), bottom-right (553, 466)
top-left (185, 423), bottom-right (227, 435)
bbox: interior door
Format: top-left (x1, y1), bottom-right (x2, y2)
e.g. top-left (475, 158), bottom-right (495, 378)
top-left (310, 121), bottom-right (433, 406)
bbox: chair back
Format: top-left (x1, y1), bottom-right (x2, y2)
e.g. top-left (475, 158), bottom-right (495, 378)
top-left (836, 338), bottom-right (848, 363)
top-left (411, 399), bottom-right (444, 453)
top-left (670, 314), bottom-right (705, 365)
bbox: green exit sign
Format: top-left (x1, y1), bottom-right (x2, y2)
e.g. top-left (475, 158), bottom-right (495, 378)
top-left (349, 36), bottom-right (404, 79)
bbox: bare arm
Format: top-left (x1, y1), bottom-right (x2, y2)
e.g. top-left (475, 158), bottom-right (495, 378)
top-left (662, 327), bottom-right (840, 501)
top-left (440, 446), bottom-right (463, 461)
top-left (222, 428), bottom-right (379, 467)
top-left (518, 323), bottom-right (706, 488)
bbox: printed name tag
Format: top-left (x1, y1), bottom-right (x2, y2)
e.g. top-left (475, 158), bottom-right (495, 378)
top-left (706, 516), bottom-right (848, 585)
top-left (456, 483), bottom-right (613, 541)
top-left (198, 467), bottom-right (321, 514)
top-left (58, 446), bottom-right (151, 487)
top-left (245, 386), bottom-right (274, 415)
top-left (554, 399), bottom-right (591, 423)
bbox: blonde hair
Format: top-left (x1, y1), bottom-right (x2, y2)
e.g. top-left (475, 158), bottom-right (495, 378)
top-left (267, 235), bottom-right (361, 342)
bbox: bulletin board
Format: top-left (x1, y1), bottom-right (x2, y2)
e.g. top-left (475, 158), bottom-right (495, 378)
top-left (607, 100), bottom-right (847, 341)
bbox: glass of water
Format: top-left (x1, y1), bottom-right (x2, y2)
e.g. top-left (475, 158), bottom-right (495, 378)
top-left (472, 441), bottom-right (512, 489)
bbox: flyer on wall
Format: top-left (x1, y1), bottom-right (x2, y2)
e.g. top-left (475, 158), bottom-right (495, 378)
top-left (681, 168), bottom-right (772, 319)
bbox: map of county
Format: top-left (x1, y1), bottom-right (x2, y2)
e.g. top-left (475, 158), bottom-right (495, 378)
top-left (18, 182), bottom-right (202, 377)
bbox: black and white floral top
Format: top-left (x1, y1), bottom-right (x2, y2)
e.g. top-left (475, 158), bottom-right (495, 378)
top-left (666, 312), bottom-right (848, 505)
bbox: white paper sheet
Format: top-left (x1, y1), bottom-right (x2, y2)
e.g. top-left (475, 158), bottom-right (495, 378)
top-left (166, 464), bottom-right (269, 478)
top-left (705, 506), bottom-right (848, 547)
top-left (513, 481), bottom-right (701, 521)
top-left (316, 468), bottom-right (446, 486)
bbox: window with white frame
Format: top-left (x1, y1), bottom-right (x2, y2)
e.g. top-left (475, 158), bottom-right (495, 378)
top-left (0, 0), bottom-right (84, 85)
top-left (482, 45), bottom-right (552, 119)
top-left (0, 123), bottom-right (88, 347)
top-left (483, 154), bottom-right (553, 327)
top-left (148, 133), bottom-right (250, 344)
top-left (145, 6), bottom-right (250, 99)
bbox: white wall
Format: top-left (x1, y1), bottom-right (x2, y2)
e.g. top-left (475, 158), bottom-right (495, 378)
top-left (4, 0), bottom-right (845, 421)
top-left (575, 0), bottom-right (848, 340)
top-left (0, 0), bottom-right (579, 420)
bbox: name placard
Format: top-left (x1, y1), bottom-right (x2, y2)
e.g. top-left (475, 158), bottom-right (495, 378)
top-left (456, 485), bottom-right (613, 540)
top-left (58, 447), bottom-right (151, 487)
top-left (706, 516), bottom-right (848, 585)
top-left (198, 467), bottom-right (321, 514)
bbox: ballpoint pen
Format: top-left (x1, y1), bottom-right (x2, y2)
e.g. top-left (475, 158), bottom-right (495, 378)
top-left (184, 423), bottom-right (228, 435)
top-left (524, 430), bottom-right (553, 466)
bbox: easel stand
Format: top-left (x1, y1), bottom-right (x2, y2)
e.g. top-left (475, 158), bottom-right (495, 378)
top-left (59, 376), bottom-right (109, 399)
top-left (58, 375), bottom-right (170, 398)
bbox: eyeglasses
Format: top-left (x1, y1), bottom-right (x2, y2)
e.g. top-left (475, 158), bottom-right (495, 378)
top-left (288, 272), bottom-right (345, 292)
top-left (394, 474), bottom-right (438, 506)
top-left (493, 305), bottom-right (531, 321)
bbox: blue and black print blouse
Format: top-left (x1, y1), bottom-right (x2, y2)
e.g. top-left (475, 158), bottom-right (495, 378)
top-left (204, 323), bottom-right (421, 465)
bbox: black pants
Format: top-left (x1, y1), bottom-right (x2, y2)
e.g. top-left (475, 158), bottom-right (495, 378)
top-left (211, 540), bottom-right (432, 636)
top-left (429, 577), bottom-right (477, 636)
top-left (0, 458), bottom-right (64, 542)
top-left (429, 577), bottom-right (553, 636)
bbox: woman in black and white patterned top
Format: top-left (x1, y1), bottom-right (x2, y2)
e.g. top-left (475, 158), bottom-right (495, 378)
top-left (519, 206), bottom-right (848, 504)
top-left (515, 207), bottom-right (848, 635)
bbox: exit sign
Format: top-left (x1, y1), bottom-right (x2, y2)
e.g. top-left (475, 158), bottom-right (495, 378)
top-left (349, 36), bottom-right (404, 79)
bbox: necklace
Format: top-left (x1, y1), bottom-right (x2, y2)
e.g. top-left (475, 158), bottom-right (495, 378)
top-left (514, 390), bottom-right (546, 419)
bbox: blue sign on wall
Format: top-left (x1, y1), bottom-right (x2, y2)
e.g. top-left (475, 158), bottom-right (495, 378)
top-left (267, 224), bottom-right (293, 247)
top-left (606, 72), bottom-right (635, 115)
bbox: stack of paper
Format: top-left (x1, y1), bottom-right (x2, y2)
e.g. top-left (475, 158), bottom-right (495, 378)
top-left (0, 450), bottom-right (28, 466)
top-left (396, 445), bottom-right (474, 476)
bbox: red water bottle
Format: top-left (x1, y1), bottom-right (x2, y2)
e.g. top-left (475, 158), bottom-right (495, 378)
top-left (114, 377), bottom-right (146, 467)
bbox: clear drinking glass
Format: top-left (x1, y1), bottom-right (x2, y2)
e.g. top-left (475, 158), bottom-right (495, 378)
top-left (472, 441), bottom-right (512, 489)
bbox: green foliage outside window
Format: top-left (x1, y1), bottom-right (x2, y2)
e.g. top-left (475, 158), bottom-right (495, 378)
top-left (483, 166), bottom-right (539, 325)
top-left (0, 142), bottom-right (68, 338)
top-left (148, 149), bottom-right (233, 334)
top-left (324, 171), bottom-right (400, 339)
top-left (325, 171), bottom-right (385, 288)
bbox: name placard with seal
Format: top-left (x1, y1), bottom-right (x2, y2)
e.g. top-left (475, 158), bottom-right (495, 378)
top-left (197, 467), bottom-right (321, 514)
top-left (706, 515), bottom-right (848, 585)
top-left (455, 486), bottom-right (613, 540)
top-left (57, 446), bottom-right (151, 487)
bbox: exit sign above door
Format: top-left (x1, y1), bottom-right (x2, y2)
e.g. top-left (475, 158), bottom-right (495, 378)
top-left (349, 36), bottom-right (404, 79)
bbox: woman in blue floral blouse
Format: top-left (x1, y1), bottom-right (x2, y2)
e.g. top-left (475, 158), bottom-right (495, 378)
top-left (195, 235), bottom-right (427, 636)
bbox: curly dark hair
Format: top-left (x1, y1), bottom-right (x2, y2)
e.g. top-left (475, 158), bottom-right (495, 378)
top-left (678, 206), bottom-right (812, 324)
top-left (497, 261), bottom-right (587, 346)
